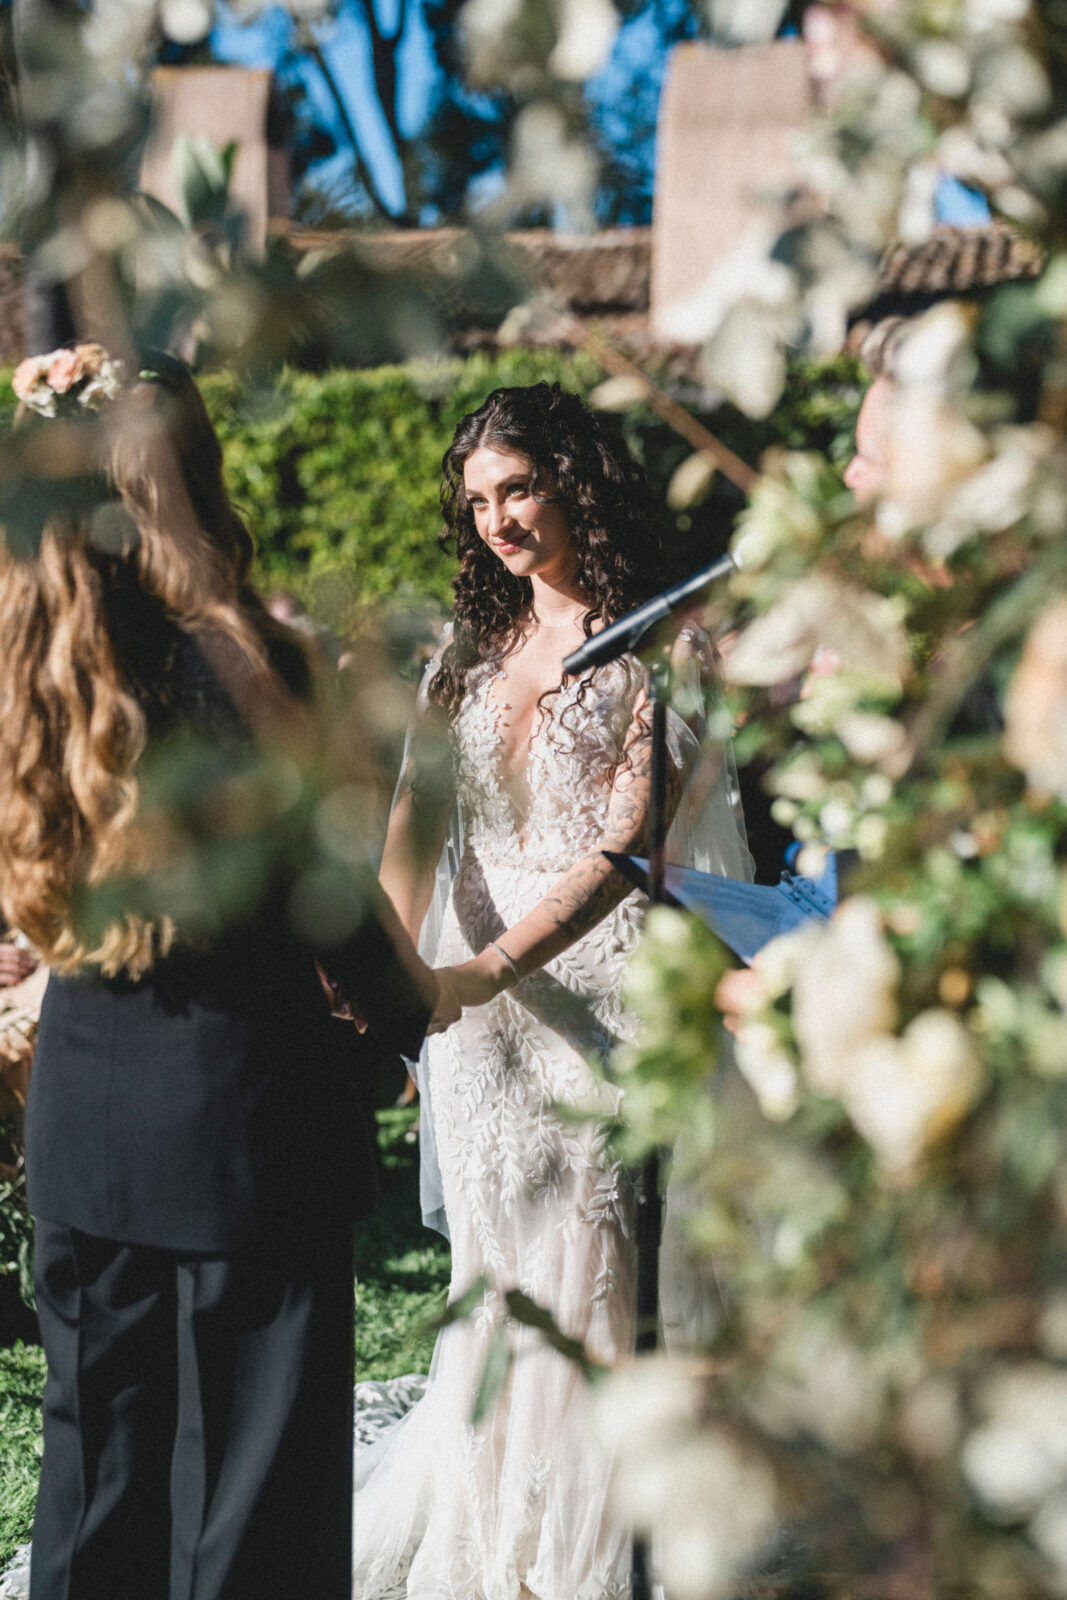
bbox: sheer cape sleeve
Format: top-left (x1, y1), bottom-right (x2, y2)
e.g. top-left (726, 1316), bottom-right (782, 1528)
top-left (389, 631), bottom-right (459, 1239)
top-left (660, 628), bottom-right (753, 1349)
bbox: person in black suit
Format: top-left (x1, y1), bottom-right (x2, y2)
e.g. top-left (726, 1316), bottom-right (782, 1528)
top-left (0, 349), bottom-right (455, 1599)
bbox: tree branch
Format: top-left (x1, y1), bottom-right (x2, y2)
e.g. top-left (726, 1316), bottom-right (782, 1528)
top-left (299, 20), bottom-right (410, 226)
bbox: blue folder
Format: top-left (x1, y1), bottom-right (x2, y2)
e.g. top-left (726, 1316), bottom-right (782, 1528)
top-left (604, 852), bottom-right (838, 966)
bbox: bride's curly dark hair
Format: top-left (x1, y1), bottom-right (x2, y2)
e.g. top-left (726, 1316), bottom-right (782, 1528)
top-left (427, 383), bottom-right (668, 715)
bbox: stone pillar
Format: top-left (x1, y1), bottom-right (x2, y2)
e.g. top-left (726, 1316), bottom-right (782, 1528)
top-left (650, 39), bottom-right (810, 340)
top-left (140, 66), bottom-right (290, 257)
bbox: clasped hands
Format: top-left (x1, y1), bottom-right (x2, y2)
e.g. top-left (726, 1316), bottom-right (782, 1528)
top-left (427, 943), bottom-right (516, 1033)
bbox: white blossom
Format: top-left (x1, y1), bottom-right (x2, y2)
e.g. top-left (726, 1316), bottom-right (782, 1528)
top-left (843, 1009), bottom-right (983, 1176)
top-left (734, 1021), bottom-right (800, 1121)
top-left (1004, 598), bottom-right (1067, 803)
top-left (963, 1364), bottom-right (1067, 1520)
top-left (549, 0), bottom-right (618, 80)
top-left (726, 575), bottom-right (910, 691)
top-left (596, 1358), bottom-right (779, 1600)
top-left (792, 897), bottom-right (900, 1098)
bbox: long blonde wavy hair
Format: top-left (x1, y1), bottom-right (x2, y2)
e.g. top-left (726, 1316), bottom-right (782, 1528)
top-left (0, 354), bottom-right (297, 979)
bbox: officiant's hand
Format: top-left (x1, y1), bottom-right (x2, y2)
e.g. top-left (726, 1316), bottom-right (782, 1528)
top-left (0, 941), bottom-right (37, 989)
top-left (427, 969), bottom-right (463, 1034)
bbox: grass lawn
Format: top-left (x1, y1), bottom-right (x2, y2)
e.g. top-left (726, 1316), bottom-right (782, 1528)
top-left (0, 1104), bottom-right (448, 1569)
top-left (356, 1105), bottom-right (451, 1381)
top-left (0, 1342), bottom-right (45, 1569)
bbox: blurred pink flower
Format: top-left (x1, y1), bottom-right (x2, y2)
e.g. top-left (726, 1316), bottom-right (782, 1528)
top-left (46, 348), bottom-right (85, 394)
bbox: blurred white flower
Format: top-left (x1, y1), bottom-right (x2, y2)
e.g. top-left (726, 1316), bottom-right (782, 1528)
top-left (460, 0), bottom-right (524, 84)
top-left (768, 757), bottom-right (828, 803)
top-left (507, 101), bottom-right (597, 227)
top-left (899, 1373), bottom-right (962, 1463)
top-left (756, 1319), bottom-right (885, 1452)
top-left (854, 813), bottom-right (890, 859)
top-left (727, 575), bottom-right (909, 692)
top-left (84, 0), bottom-right (157, 59)
top-left (975, 44), bottom-right (1050, 117)
top-left (844, 1008), bottom-right (983, 1175)
top-left (588, 374), bottom-right (650, 411)
top-left (160, 0), bottom-right (213, 43)
top-left (792, 896), bottom-right (900, 1098)
top-left (965, 0), bottom-right (1031, 25)
top-left (667, 451), bottom-right (717, 512)
top-left (708, 0), bottom-right (788, 45)
top-left (897, 158), bottom-right (940, 243)
top-left (881, 390), bottom-right (988, 539)
top-left (963, 1364), bottom-right (1067, 1520)
top-left (914, 40), bottom-right (972, 99)
top-left (734, 1021), bottom-right (800, 1121)
top-left (939, 122), bottom-right (1015, 190)
top-left (1004, 598), bottom-right (1067, 803)
top-left (836, 710), bottom-right (909, 767)
top-left (704, 300), bottom-right (791, 420)
top-left (1031, 1490), bottom-right (1067, 1575)
top-left (731, 475), bottom-right (823, 571)
top-left (549, 0), bottom-right (618, 80)
top-left (892, 301), bottom-right (976, 392)
top-left (596, 1358), bottom-right (779, 1600)
top-left (926, 425), bottom-right (1055, 559)
top-left (658, 225), bottom-right (797, 347)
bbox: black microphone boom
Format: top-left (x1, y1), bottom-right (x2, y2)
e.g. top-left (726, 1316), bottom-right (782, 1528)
top-left (562, 554), bottom-right (736, 677)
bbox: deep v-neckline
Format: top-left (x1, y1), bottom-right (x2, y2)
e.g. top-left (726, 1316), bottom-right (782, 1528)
top-left (483, 666), bottom-right (549, 815)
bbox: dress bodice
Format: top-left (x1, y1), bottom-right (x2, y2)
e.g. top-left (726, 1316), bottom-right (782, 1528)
top-left (451, 656), bottom-right (645, 870)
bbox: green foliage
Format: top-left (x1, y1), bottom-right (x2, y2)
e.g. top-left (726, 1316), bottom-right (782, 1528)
top-left (0, 1169), bottom-right (33, 1312)
top-left (0, 1343), bottom-right (45, 1568)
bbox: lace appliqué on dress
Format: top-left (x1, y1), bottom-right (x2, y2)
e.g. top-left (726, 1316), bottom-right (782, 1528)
top-left (355, 659), bottom-right (644, 1600)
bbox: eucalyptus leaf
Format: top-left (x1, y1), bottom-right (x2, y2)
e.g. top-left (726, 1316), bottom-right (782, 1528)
top-left (471, 1324), bottom-right (512, 1425)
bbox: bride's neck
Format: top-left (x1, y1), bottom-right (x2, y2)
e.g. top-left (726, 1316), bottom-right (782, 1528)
top-left (527, 574), bottom-right (589, 629)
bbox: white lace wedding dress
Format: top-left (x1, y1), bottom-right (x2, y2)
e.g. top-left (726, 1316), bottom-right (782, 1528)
top-left (354, 648), bottom-right (752, 1600)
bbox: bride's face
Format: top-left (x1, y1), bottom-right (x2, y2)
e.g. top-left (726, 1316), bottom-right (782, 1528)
top-left (463, 445), bottom-right (577, 586)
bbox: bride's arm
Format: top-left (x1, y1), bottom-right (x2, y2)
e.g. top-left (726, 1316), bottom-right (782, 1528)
top-left (442, 697), bottom-right (682, 1007)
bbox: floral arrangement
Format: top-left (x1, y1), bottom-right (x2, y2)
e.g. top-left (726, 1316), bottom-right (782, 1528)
top-left (12, 343), bottom-right (125, 419)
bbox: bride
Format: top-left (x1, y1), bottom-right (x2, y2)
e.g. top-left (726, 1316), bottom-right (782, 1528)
top-left (357, 382), bottom-right (752, 1599)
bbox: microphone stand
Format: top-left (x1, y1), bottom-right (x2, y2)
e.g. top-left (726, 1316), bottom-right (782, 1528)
top-left (562, 552), bottom-right (735, 1600)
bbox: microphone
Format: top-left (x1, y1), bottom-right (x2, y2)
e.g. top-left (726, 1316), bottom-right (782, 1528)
top-left (562, 553), bottom-right (736, 677)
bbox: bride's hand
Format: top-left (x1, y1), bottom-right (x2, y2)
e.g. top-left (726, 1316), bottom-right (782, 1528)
top-left (438, 946), bottom-right (515, 1010)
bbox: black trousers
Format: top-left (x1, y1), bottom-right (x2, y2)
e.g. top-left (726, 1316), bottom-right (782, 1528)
top-left (30, 1219), bottom-right (354, 1600)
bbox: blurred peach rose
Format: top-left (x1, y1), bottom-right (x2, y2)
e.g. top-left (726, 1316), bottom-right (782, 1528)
top-left (12, 354), bottom-right (51, 404)
top-left (46, 347), bottom-right (85, 394)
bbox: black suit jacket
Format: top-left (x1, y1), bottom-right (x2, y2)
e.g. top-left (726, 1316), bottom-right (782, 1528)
top-left (25, 618), bottom-right (428, 1256)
